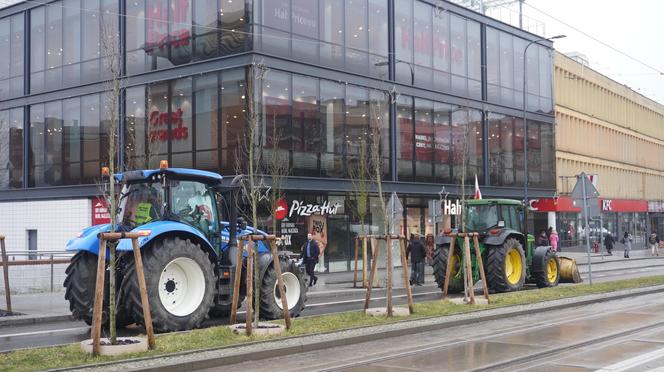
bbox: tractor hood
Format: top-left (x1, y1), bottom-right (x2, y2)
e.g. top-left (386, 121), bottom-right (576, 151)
top-left (66, 224), bottom-right (111, 254)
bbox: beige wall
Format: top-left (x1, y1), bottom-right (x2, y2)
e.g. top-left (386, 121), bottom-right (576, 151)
top-left (554, 52), bottom-right (664, 200)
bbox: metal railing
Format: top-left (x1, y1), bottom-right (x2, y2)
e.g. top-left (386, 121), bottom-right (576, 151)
top-left (0, 250), bottom-right (74, 298)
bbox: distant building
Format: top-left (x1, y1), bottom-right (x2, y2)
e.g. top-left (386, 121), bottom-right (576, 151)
top-left (565, 51), bottom-right (590, 67)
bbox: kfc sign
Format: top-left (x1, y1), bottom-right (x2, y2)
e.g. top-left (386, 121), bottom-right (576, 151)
top-left (602, 199), bottom-right (613, 212)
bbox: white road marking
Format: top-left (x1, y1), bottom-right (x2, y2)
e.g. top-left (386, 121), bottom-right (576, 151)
top-left (0, 326), bottom-right (90, 338)
top-left (596, 346), bottom-right (664, 371)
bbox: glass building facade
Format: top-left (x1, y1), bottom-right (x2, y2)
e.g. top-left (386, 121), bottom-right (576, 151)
top-left (0, 0), bottom-right (556, 270)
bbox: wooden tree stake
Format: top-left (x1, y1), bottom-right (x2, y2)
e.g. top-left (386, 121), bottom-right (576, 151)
top-left (362, 237), bottom-right (368, 288)
top-left (398, 237), bottom-right (414, 314)
top-left (463, 236), bottom-right (475, 305)
top-left (472, 234), bottom-right (490, 303)
top-left (268, 240), bottom-right (291, 330)
top-left (245, 242), bottom-right (253, 336)
top-left (363, 237), bottom-right (381, 311)
top-left (91, 239), bottom-right (107, 356)
top-left (386, 236), bottom-right (393, 317)
top-left (131, 237), bottom-right (155, 349)
top-left (442, 235), bottom-right (457, 299)
top-left (0, 236), bottom-right (11, 314)
top-left (229, 239), bottom-right (245, 325)
top-left (353, 238), bottom-right (359, 288)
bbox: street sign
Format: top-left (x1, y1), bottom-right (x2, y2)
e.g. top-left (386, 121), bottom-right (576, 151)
top-left (572, 199), bottom-right (601, 219)
top-left (571, 173), bottom-right (601, 219)
top-left (387, 192), bottom-right (403, 235)
top-left (428, 200), bottom-right (443, 223)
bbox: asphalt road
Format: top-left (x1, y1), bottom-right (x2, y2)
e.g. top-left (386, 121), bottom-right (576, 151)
top-left (204, 291), bottom-right (664, 372)
top-left (1, 258), bottom-right (663, 353)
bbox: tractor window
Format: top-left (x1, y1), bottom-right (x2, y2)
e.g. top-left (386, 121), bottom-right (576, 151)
top-left (502, 205), bottom-right (521, 231)
top-left (118, 183), bottom-right (165, 227)
top-left (171, 181), bottom-right (217, 235)
top-left (466, 204), bottom-right (498, 231)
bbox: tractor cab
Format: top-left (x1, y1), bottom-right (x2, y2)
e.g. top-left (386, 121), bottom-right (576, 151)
top-left (464, 199), bottom-right (523, 236)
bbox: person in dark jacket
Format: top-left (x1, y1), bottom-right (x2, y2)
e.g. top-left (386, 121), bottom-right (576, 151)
top-left (300, 233), bottom-right (320, 286)
top-left (536, 230), bottom-right (549, 246)
top-left (604, 232), bottom-right (614, 255)
top-left (406, 233), bottom-right (426, 286)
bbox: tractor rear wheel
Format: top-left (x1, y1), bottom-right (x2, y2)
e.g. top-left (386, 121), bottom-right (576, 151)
top-left (431, 244), bottom-right (464, 293)
top-left (260, 258), bottom-right (306, 319)
top-left (121, 237), bottom-right (215, 332)
top-left (64, 251), bottom-right (132, 327)
top-left (486, 238), bottom-right (526, 292)
top-left (534, 251), bottom-right (560, 288)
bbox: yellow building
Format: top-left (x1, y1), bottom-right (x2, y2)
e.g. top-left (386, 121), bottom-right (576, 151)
top-left (542, 51), bottom-right (664, 247)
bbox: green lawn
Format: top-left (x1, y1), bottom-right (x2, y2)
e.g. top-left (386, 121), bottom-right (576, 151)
top-left (2, 275), bottom-right (664, 372)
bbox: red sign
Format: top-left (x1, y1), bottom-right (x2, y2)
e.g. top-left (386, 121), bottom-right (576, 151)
top-left (145, 0), bottom-right (190, 53)
top-left (275, 199), bottom-right (288, 221)
top-left (92, 197), bottom-right (111, 225)
top-left (529, 196), bottom-right (648, 213)
top-left (149, 107), bottom-right (189, 142)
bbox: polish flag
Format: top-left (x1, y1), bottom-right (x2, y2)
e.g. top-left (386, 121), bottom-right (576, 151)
top-left (474, 174), bottom-right (482, 200)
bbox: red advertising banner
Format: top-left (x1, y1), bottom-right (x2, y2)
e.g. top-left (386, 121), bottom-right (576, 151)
top-left (92, 197), bottom-right (111, 226)
top-left (529, 196), bottom-right (648, 213)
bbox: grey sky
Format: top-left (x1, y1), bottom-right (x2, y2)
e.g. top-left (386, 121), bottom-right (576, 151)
top-left (2, 0), bottom-right (663, 104)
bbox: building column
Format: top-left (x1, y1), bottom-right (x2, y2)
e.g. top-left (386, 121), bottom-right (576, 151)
top-left (548, 211), bottom-right (557, 231)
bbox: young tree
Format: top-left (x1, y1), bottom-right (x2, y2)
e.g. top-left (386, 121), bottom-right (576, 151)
top-left (100, 14), bottom-right (122, 344)
top-left (266, 123), bottom-right (290, 236)
top-left (348, 139), bottom-right (370, 236)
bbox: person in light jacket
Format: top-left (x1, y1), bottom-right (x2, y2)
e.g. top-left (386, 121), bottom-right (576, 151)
top-left (622, 231), bottom-right (633, 258)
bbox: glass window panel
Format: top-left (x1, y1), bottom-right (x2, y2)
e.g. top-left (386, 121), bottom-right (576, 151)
top-left (291, 0), bottom-right (318, 62)
top-left (452, 108), bottom-right (483, 183)
top-left (171, 77), bottom-right (193, 168)
top-left (193, 0), bottom-right (219, 60)
top-left (526, 44), bottom-right (539, 112)
top-left (125, 85), bottom-right (149, 169)
top-left (527, 121), bottom-right (541, 186)
top-left (397, 95), bottom-right (413, 181)
top-left (126, 0), bottom-right (147, 74)
top-left (320, 80), bottom-right (345, 178)
top-left (345, 85), bottom-right (369, 164)
top-left (486, 27), bottom-right (499, 102)
top-left (513, 36), bottom-right (525, 108)
top-left (433, 10), bottom-right (450, 91)
top-left (539, 46), bottom-right (553, 113)
top-left (147, 82), bottom-right (170, 167)
top-left (540, 123), bottom-right (554, 187)
top-left (263, 0), bottom-right (290, 31)
top-left (194, 74), bottom-right (218, 152)
top-left (0, 19), bottom-right (10, 97)
top-left (433, 102), bottom-right (452, 183)
top-left (30, 7), bottom-right (46, 92)
top-left (319, 0), bottom-right (344, 67)
top-left (395, 0), bottom-right (412, 84)
top-left (45, 4), bottom-right (63, 90)
top-left (81, 0), bottom-right (101, 82)
top-left (263, 70), bottom-right (292, 159)
top-left (499, 31), bottom-right (514, 106)
top-left (292, 75), bottom-right (320, 176)
top-left (370, 89), bottom-right (390, 178)
top-left (413, 1), bottom-right (432, 88)
top-left (44, 101), bottom-right (63, 186)
top-left (345, 0), bottom-right (368, 74)
top-left (450, 14), bottom-right (467, 96)
top-left (81, 94), bottom-right (101, 182)
top-left (29, 104), bottom-right (44, 187)
top-left (0, 109), bottom-right (23, 189)
top-left (467, 20), bottom-right (481, 99)
top-left (63, 97), bottom-right (81, 183)
top-left (146, 0), bottom-right (173, 70)
top-left (220, 0), bottom-right (249, 55)
top-left (414, 98), bottom-right (434, 182)
top-left (220, 69), bottom-right (246, 175)
top-left (368, 0), bottom-right (388, 78)
top-left (488, 113), bottom-right (521, 186)
top-left (63, 0), bottom-right (81, 85)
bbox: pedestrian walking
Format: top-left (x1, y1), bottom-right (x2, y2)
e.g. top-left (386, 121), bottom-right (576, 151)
top-left (300, 233), bottom-right (320, 286)
top-left (406, 233), bottom-right (426, 286)
top-left (604, 232), bottom-right (614, 256)
top-left (649, 231), bottom-right (660, 256)
top-left (549, 229), bottom-right (559, 252)
top-left (537, 230), bottom-right (549, 246)
top-left (622, 231), bottom-right (633, 258)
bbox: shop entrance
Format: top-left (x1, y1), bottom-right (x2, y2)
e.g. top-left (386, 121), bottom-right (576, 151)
top-left (325, 214), bottom-right (352, 272)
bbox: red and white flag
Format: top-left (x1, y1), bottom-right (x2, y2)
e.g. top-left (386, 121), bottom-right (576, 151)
top-left (474, 174), bottom-right (482, 199)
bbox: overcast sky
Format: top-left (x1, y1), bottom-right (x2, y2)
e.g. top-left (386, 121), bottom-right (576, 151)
top-left (489, 0), bottom-right (664, 104)
top-left (2, 0), bottom-right (663, 104)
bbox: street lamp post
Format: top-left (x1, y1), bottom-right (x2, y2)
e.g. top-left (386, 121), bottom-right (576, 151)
top-left (522, 35), bottom-right (566, 210)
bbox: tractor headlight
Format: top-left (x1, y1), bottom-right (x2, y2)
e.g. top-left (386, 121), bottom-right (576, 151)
top-left (136, 230), bottom-right (152, 237)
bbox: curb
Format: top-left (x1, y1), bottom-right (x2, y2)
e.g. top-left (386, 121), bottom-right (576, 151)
top-left (57, 284), bottom-right (664, 372)
top-left (0, 314), bottom-right (72, 328)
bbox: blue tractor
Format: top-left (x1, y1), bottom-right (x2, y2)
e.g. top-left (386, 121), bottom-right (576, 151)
top-left (63, 165), bottom-right (307, 332)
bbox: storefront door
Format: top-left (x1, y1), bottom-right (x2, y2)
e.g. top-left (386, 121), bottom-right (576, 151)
top-left (325, 214), bottom-right (351, 272)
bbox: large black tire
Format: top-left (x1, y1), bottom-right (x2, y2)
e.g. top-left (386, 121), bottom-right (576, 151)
top-left (534, 250), bottom-right (560, 288)
top-left (431, 244), bottom-right (464, 293)
top-left (63, 251), bottom-right (131, 327)
top-left (120, 237), bottom-right (215, 332)
top-left (259, 258), bottom-right (306, 320)
top-left (486, 238), bottom-right (526, 293)
top-left (208, 294), bottom-right (245, 318)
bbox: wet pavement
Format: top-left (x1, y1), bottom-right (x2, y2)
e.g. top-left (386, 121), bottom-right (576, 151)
top-left (203, 292), bottom-right (664, 372)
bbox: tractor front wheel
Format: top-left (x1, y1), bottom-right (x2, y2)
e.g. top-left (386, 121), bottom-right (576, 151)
top-left (486, 238), bottom-right (526, 292)
top-left (260, 257), bottom-right (306, 319)
top-left (121, 237), bottom-right (215, 332)
top-left (64, 251), bottom-right (132, 327)
top-left (431, 244), bottom-right (464, 293)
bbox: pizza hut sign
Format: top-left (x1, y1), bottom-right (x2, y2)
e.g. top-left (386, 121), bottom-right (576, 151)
top-left (289, 200), bottom-right (340, 218)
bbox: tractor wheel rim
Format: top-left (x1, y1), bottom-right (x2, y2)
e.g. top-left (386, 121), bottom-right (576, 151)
top-left (158, 257), bottom-right (206, 316)
top-left (450, 254), bottom-right (461, 277)
top-left (546, 257), bottom-right (558, 283)
top-left (274, 272), bottom-right (301, 310)
top-left (505, 248), bottom-right (522, 285)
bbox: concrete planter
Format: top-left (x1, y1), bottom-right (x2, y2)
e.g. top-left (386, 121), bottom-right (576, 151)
top-left (80, 337), bottom-right (148, 356)
top-left (229, 322), bottom-right (286, 336)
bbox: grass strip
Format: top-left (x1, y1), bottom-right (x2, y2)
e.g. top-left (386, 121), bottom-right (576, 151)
top-left (3, 275), bottom-right (664, 372)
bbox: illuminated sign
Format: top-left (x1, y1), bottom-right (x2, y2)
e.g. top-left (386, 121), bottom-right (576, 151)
top-left (443, 199), bottom-right (462, 215)
top-left (289, 200), bottom-right (340, 218)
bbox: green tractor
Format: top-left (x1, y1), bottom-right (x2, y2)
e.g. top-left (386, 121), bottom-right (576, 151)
top-left (431, 199), bottom-right (560, 293)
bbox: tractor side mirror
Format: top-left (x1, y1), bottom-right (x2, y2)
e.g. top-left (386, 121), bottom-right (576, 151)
top-left (497, 220), bottom-right (505, 228)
